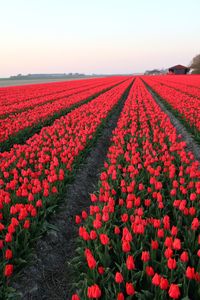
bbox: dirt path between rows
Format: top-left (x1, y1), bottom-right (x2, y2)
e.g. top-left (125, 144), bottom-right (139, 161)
top-left (10, 88), bottom-right (130, 300)
top-left (147, 86), bottom-right (200, 161)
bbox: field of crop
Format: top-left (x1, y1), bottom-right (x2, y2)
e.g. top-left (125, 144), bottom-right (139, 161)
top-left (0, 75), bottom-right (199, 299)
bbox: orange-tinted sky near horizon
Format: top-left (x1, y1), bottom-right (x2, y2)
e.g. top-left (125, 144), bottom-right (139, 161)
top-left (0, 0), bottom-right (200, 77)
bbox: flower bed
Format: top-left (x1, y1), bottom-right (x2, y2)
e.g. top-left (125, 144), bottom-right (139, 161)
top-left (0, 78), bottom-right (133, 297)
top-left (142, 76), bottom-right (200, 137)
top-left (0, 77), bottom-right (127, 149)
top-left (72, 78), bottom-right (200, 299)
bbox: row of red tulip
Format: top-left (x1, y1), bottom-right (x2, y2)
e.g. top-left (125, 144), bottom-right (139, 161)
top-left (0, 77), bottom-right (111, 105)
top-left (0, 79), bottom-right (86, 106)
top-left (145, 75), bottom-right (200, 99)
top-left (72, 78), bottom-right (200, 299)
top-left (142, 76), bottom-right (200, 133)
top-left (0, 77), bottom-right (122, 117)
top-left (0, 77), bottom-right (127, 143)
top-left (161, 75), bottom-right (200, 89)
top-left (0, 79), bottom-right (133, 292)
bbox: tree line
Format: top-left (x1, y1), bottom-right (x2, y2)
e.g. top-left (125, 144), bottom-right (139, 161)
top-left (190, 54), bottom-right (200, 74)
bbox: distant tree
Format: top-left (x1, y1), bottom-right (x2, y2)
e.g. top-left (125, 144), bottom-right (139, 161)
top-left (190, 54), bottom-right (200, 74)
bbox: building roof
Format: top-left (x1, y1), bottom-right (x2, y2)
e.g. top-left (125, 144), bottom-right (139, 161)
top-left (169, 64), bottom-right (190, 70)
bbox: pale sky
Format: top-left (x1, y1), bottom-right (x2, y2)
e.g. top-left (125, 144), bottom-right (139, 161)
top-left (0, 0), bottom-right (200, 77)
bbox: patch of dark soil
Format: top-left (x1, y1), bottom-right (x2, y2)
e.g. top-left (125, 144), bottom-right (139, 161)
top-left (147, 86), bottom-right (200, 161)
top-left (10, 84), bottom-right (132, 300)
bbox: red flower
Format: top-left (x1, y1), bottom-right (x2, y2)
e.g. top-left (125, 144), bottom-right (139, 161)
top-left (190, 193), bottom-right (196, 201)
top-left (93, 219), bottom-right (102, 229)
top-left (5, 249), bottom-right (13, 260)
top-left (186, 266), bottom-right (195, 279)
top-left (82, 210), bottom-right (88, 220)
top-left (115, 272), bottom-right (124, 283)
top-left (28, 193), bottom-right (34, 202)
top-left (146, 266), bottom-right (155, 277)
top-left (23, 219), bottom-right (30, 229)
top-left (144, 199), bottom-right (151, 207)
top-left (164, 236), bottom-right (173, 248)
top-left (171, 226), bottom-right (178, 236)
top-left (191, 218), bottom-right (199, 230)
top-left (167, 258), bottom-right (177, 270)
top-left (121, 213), bottom-right (129, 222)
top-left (75, 215), bottom-right (81, 224)
top-left (99, 233), bottom-right (109, 245)
top-left (117, 292), bottom-right (124, 300)
top-left (151, 240), bottom-right (159, 250)
top-left (114, 226), bottom-right (120, 234)
top-left (82, 230), bottom-right (90, 241)
top-left (4, 264), bottom-right (13, 277)
top-left (5, 233), bottom-right (13, 243)
top-left (126, 282), bottom-right (135, 296)
top-left (98, 266), bottom-right (104, 275)
top-left (164, 247), bottom-right (173, 259)
top-left (84, 249), bottom-right (96, 269)
top-left (157, 228), bottom-right (164, 238)
top-left (87, 284), bottom-right (101, 298)
top-left (197, 249), bottom-right (200, 257)
top-left (71, 294), bottom-right (80, 300)
top-left (159, 277), bottom-right (169, 290)
top-left (36, 199), bottom-right (42, 207)
top-left (168, 284), bottom-right (181, 299)
top-left (172, 238), bottom-right (181, 250)
top-left (90, 230), bottom-right (97, 240)
top-left (122, 241), bottom-right (131, 252)
top-left (126, 255), bottom-right (135, 270)
top-left (180, 251), bottom-right (189, 262)
top-left (141, 251), bottom-right (150, 262)
top-left (0, 223), bottom-right (5, 232)
top-left (122, 227), bottom-right (132, 242)
top-left (152, 273), bottom-right (161, 286)
top-left (90, 194), bottom-right (98, 202)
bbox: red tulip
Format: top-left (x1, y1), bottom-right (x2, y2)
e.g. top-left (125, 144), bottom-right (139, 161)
top-left (87, 284), bottom-right (101, 298)
top-left (126, 255), bottom-right (135, 270)
top-left (115, 272), bottom-right (123, 283)
top-left (71, 294), bottom-right (80, 300)
top-left (117, 292), bottom-right (124, 300)
top-left (180, 251), bottom-right (189, 262)
top-left (152, 273), bottom-right (161, 286)
top-left (98, 266), bottom-right (104, 275)
top-left (159, 277), bottom-right (169, 290)
top-left (5, 249), bottom-right (13, 260)
top-left (4, 264), bottom-right (13, 277)
top-left (168, 283), bottom-right (181, 299)
top-left (99, 233), bottom-right (109, 245)
top-left (186, 266), bottom-right (195, 279)
top-left (141, 251), bottom-right (150, 262)
top-left (167, 258), bottom-right (177, 270)
top-left (146, 266), bottom-right (155, 277)
top-left (126, 282), bottom-right (135, 296)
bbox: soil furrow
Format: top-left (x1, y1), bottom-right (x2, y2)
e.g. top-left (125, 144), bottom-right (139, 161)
top-left (10, 82), bottom-right (133, 300)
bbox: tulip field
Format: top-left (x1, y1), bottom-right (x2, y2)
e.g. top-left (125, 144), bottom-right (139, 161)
top-left (142, 76), bottom-right (200, 143)
top-left (0, 76), bottom-right (200, 299)
top-left (0, 77), bottom-right (127, 151)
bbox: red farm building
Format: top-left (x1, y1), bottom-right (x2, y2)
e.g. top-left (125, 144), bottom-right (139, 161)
top-left (168, 64), bottom-right (190, 75)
